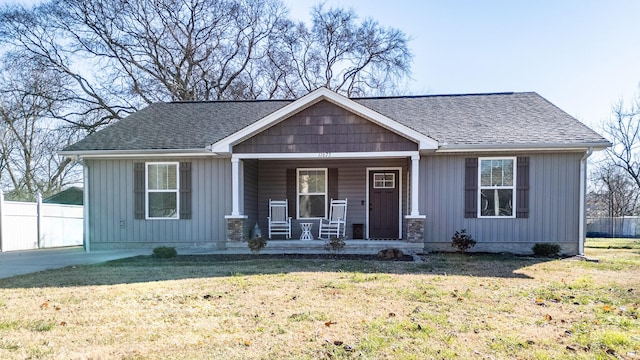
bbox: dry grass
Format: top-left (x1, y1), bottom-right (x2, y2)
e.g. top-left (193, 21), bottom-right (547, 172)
top-left (0, 248), bottom-right (638, 359)
top-left (586, 237), bottom-right (640, 249)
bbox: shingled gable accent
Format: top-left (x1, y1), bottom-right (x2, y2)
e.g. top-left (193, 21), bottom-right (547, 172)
top-left (233, 100), bottom-right (418, 153)
top-left (209, 87), bottom-right (438, 154)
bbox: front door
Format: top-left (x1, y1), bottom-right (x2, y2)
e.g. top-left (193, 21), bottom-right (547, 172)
top-left (368, 170), bottom-right (400, 239)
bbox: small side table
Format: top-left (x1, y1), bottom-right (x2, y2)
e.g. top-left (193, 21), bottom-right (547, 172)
top-left (300, 223), bottom-right (314, 241)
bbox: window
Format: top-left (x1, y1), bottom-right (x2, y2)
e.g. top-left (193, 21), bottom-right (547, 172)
top-left (146, 162), bottom-right (179, 219)
top-left (297, 168), bottom-right (327, 218)
top-left (479, 157), bottom-right (515, 218)
top-left (373, 172), bottom-right (395, 188)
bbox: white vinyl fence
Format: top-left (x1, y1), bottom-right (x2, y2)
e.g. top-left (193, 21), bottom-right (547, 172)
top-left (586, 216), bottom-right (640, 238)
top-left (0, 191), bottom-right (83, 252)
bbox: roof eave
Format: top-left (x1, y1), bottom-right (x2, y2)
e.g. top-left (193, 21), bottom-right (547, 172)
top-left (434, 141), bottom-right (611, 153)
top-left (59, 148), bottom-right (218, 159)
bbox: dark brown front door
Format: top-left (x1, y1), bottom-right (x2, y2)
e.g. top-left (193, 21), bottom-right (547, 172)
top-left (369, 170), bottom-right (400, 239)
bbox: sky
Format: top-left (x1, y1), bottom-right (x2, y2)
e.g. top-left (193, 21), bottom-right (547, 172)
top-left (283, 0), bottom-right (640, 132)
top-left (2, 0), bottom-right (639, 132)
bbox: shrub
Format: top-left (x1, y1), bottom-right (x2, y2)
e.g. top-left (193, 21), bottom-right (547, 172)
top-left (451, 229), bottom-right (476, 253)
top-left (324, 237), bottom-right (346, 253)
top-left (152, 246), bottom-right (177, 258)
top-left (532, 243), bottom-right (561, 257)
top-left (248, 236), bottom-right (267, 253)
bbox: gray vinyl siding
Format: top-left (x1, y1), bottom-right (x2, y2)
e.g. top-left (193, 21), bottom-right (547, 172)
top-left (421, 152), bottom-right (582, 254)
top-left (86, 158), bottom-right (231, 250)
top-left (256, 159), bottom-right (408, 239)
top-left (233, 100), bottom-right (417, 154)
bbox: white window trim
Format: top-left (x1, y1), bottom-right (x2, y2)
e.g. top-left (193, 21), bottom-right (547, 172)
top-left (296, 168), bottom-right (328, 219)
top-left (477, 157), bottom-right (516, 219)
top-left (146, 161), bottom-right (180, 220)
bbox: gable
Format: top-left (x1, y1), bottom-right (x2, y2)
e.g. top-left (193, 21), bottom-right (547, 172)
top-left (233, 101), bottom-right (418, 154)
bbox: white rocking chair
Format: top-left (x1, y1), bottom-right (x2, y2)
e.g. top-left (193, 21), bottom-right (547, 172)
top-left (268, 199), bottom-right (292, 239)
top-left (318, 198), bottom-right (348, 239)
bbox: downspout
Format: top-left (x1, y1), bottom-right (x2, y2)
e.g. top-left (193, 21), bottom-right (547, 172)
top-left (83, 159), bottom-right (90, 253)
top-left (578, 147), bottom-right (593, 256)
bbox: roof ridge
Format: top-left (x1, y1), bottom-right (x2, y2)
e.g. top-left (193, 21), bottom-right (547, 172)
top-left (352, 91), bottom-right (534, 100)
top-left (164, 91), bottom-right (535, 104)
top-left (167, 99), bottom-right (294, 104)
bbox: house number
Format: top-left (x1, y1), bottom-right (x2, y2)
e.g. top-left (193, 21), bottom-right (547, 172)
top-left (318, 152), bottom-right (331, 158)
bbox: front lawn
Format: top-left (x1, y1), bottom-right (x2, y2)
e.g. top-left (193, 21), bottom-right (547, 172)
top-left (0, 248), bottom-right (638, 359)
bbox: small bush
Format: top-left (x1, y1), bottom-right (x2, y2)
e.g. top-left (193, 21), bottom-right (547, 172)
top-left (324, 237), bottom-right (346, 253)
top-left (451, 229), bottom-right (476, 253)
top-left (248, 236), bottom-right (267, 253)
top-left (152, 246), bottom-right (177, 258)
top-left (532, 243), bottom-right (561, 257)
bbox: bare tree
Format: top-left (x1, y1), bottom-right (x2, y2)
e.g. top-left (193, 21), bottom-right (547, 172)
top-left (603, 94), bottom-right (640, 190)
top-left (0, 0), bottom-right (290, 132)
top-left (0, 60), bottom-right (81, 200)
top-left (589, 161), bottom-right (640, 218)
top-left (265, 5), bottom-right (412, 98)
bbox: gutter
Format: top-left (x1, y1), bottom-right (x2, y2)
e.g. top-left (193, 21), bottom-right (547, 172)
top-left (59, 148), bottom-right (218, 159)
top-left (578, 147), bottom-right (593, 256)
top-left (435, 142), bottom-right (611, 153)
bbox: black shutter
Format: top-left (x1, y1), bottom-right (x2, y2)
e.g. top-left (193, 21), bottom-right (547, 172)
top-left (179, 162), bottom-right (192, 219)
top-left (328, 168), bottom-right (338, 201)
top-left (286, 168), bottom-right (296, 218)
top-left (134, 162), bottom-right (145, 219)
top-left (464, 158), bottom-right (478, 218)
top-left (516, 157), bottom-right (530, 218)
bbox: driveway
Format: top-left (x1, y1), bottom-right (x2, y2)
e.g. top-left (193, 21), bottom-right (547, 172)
top-left (0, 247), bottom-right (147, 279)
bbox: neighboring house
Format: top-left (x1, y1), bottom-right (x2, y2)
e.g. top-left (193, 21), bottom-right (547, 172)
top-left (60, 88), bottom-right (610, 254)
top-left (43, 187), bottom-right (84, 205)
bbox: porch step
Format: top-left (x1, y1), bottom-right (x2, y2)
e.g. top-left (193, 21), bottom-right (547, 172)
top-left (226, 240), bottom-right (424, 255)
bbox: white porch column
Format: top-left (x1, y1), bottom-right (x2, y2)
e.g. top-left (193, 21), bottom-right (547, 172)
top-left (410, 154), bottom-right (420, 216)
top-left (231, 156), bottom-right (241, 216)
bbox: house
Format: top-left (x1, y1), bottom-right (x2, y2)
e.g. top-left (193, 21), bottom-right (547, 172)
top-left (60, 88), bottom-right (610, 255)
top-left (43, 187), bottom-right (84, 205)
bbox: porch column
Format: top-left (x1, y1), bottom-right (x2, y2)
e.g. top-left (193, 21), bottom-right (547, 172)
top-left (405, 154), bottom-right (426, 243)
top-left (225, 156), bottom-right (247, 242)
top-left (410, 154), bottom-right (420, 216)
top-left (231, 157), bottom-right (241, 216)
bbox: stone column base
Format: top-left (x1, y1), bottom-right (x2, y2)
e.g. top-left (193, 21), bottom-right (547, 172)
top-left (225, 215), bottom-right (247, 242)
top-left (405, 215), bottom-right (426, 243)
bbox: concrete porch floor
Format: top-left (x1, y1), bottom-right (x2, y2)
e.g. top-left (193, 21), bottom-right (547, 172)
top-left (225, 240), bottom-right (424, 255)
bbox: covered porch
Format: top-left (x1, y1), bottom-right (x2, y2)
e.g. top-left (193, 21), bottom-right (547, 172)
top-left (225, 153), bottom-right (426, 249)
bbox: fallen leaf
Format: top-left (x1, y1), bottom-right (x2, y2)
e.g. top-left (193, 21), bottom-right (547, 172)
top-left (243, 340), bottom-right (252, 347)
top-left (603, 305), bottom-right (612, 312)
top-left (545, 314), bottom-right (552, 321)
top-left (54, 306), bottom-right (61, 311)
top-left (325, 321), bottom-right (336, 327)
top-left (333, 340), bottom-right (343, 346)
top-left (59, 321), bottom-right (67, 326)
top-left (40, 301), bottom-right (49, 309)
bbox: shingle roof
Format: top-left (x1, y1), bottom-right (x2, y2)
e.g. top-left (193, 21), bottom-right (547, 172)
top-left (63, 92), bottom-right (608, 152)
